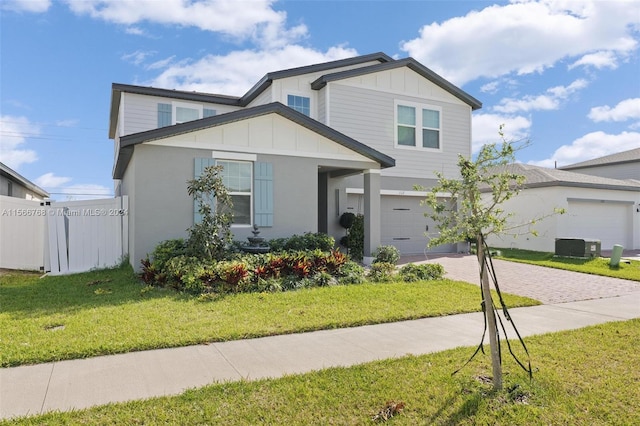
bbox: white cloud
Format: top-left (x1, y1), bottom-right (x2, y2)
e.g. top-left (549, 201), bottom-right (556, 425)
top-left (588, 98), bottom-right (640, 122)
top-left (2, 0), bottom-right (51, 13)
top-left (528, 131), bottom-right (640, 168)
top-left (569, 51), bottom-right (618, 70)
top-left (35, 173), bottom-right (112, 201)
top-left (55, 119), bottom-right (79, 128)
top-left (122, 50), bottom-right (157, 66)
top-left (480, 81), bottom-right (500, 94)
top-left (124, 26), bottom-right (145, 36)
top-left (0, 115), bottom-right (39, 169)
top-left (494, 79), bottom-right (589, 113)
top-left (472, 113), bottom-right (532, 154)
top-left (35, 173), bottom-right (72, 188)
top-left (147, 45), bottom-right (358, 95)
top-left (401, 0), bottom-right (639, 85)
top-left (64, 0), bottom-right (307, 48)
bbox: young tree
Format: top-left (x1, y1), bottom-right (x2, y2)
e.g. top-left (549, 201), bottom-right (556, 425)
top-left (186, 165), bottom-right (233, 261)
top-left (419, 127), bottom-right (547, 390)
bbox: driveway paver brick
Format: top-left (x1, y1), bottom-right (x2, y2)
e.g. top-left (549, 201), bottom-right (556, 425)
top-left (401, 254), bottom-right (640, 304)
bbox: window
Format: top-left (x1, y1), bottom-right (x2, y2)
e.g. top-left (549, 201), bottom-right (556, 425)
top-left (395, 102), bottom-right (441, 150)
top-left (175, 106), bottom-right (199, 123)
top-left (217, 160), bottom-right (252, 225)
top-left (158, 103), bottom-right (216, 127)
top-left (287, 95), bottom-right (310, 116)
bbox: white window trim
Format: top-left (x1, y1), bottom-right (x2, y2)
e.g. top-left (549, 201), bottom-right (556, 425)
top-left (172, 101), bottom-right (203, 125)
top-left (394, 100), bottom-right (443, 152)
top-left (216, 159), bottom-right (253, 228)
top-left (286, 92), bottom-right (313, 117)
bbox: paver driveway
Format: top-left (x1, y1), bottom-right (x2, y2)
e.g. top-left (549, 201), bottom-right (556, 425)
top-left (401, 254), bottom-right (640, 304)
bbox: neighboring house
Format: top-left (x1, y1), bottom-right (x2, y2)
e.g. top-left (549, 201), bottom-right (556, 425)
top-left (109, 52), bottom-right (482, 269)
top-left (0, 162), bottom-right (49, 200)
top-left (485, 164), bottom-right (640, 252)
top-left (559, 147), bottom-right (640, 181)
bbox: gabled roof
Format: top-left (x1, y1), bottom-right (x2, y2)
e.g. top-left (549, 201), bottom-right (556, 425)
top-left (490, 163), bottom-right (640, 192)
top-left (0, 162), bottom-right (49, 198)
top-left (560, 147), bottom-right (640, 170)
top-left (311, 57), bottom-right (482, 110)
top-left (113, 102), bottom-right (395, 179)
top-left (240, 52), bottom-right (393, 105)
top-left (109, 53), bottom-right (393, 139)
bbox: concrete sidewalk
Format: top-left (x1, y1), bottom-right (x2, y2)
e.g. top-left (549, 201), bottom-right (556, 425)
top-left (1, 292), bottom-right (639, 420)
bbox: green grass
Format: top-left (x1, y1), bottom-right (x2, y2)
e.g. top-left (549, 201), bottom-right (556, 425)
top-left (496, 248), bottom-right (640, 282)
top-left (0, 265), bottom-right (538, 367)
top-left (5, 319), bottom-right (639, 425)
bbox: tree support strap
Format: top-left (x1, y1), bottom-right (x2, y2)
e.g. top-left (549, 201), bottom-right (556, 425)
top-left (452, 237), bottom-right (533, 380)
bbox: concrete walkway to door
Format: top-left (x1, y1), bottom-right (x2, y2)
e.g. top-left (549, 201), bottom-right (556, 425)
top-left (399, 253), bottom-right (640, 304)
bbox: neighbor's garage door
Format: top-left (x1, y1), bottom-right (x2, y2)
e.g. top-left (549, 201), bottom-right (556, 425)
top-left (565, 200), bottom-right (632, 249)
top-left (380, 195), bottom-right (456, 255)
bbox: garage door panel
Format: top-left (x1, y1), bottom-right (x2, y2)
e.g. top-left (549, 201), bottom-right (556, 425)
top-left (381, 196), bottom-right (455, 255)
top-left (565, 201), bottom-right (631, 249)
top-left (346, 194), bottom-right (457, 255)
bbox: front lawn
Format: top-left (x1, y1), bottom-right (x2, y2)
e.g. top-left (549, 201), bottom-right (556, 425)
top-left (5, 319), bottom-right (638, 425)
top-left (496, 248), bottom-right (640, 282)
top-left (0, 264), bottom-right (538, 367)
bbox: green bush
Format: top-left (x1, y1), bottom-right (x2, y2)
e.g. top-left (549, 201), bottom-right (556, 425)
top-left (268, 233), bottom-right (335, 252)
top-left (373, 245), bottom-right (400, 265)
top-left (398, 263), bottom-right (445, 282)
top-left (149, 239), bottom-right (187, 271)
top-left (337, 261), bottom-right (366, 285)
top-left (347, 214), bottom-right (364, 261)
top-left (164, 255), bottom-right (209, 294)
top-left (367, 262), bottom-right (396, 283)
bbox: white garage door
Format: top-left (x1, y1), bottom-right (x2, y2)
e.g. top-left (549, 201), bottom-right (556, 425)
top-left (565, 200), bottom-right (632, 249)
top-left (380, 195), bottom-right (456, 255)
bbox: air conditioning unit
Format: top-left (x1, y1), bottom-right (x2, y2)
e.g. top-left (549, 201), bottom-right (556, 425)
top-left (555, 238), bottom-right (601, 258)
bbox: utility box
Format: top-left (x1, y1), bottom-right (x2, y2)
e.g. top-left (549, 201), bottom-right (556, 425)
top-left (555, 238), bottom-right (601, 258)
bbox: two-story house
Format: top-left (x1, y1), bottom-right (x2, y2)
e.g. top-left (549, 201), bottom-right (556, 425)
top-left (108, 52), bottom-right (482, 269)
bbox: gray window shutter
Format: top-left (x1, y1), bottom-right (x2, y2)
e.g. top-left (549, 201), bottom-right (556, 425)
top-left (254, 162), bottom-right (273, 227)
top-left (194, 157), bottom-right (216, 224)
top-left (158, 103), bottom-right (172, 127)
top-left (203, 108), bottom-right (217, 118)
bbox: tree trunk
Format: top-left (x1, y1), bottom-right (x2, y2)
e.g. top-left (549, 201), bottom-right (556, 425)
top-left (477, 237), bottom-right (503, 390)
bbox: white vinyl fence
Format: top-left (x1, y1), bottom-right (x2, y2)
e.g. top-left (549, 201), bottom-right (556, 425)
top-left (0, 195), bottom-right (128, 275)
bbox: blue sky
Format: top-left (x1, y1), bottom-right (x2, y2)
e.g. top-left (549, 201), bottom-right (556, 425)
top-left (1, 0), bottom-right (639, 200)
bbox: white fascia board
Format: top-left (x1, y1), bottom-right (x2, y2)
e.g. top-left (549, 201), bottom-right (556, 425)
top-left (346, 188), bottom-right (452, 197)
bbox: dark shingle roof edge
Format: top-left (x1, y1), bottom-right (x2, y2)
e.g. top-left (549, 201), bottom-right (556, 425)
top-left (113, 102), bottom-right (395, 179)
top-left (311, 57), bottom-right (482, 110)
top-left (479, 163), bottom-right (640, 193)
top-left (239, 52), bottom-right (394, 105)
top-left (0, 161), bottom-right (50, 198)
top-left (559, 147), bottom-right (640, 170)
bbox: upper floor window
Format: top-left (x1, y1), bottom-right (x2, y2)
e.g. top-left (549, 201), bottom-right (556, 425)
top-left (158, 102), bottom-right (216, 127)
top-left (395, 101), bottom-right (441, 150)
top-left (287, 95), bottom-right (310, 116)
top-left (217, 160), bottom-right (252, 225)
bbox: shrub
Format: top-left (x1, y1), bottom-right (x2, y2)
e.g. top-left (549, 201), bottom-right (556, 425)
top-left (215, 260), bottom-right (250, 292)
top-left (339, 212), bottom-right (356, 229)
top-left (311, 271), bottom-right (338, 287)
top-left (347, 214), bottom-right (364, 261)
top-left (337, 261), bottom-right (366, 285)
top-left (398, 263), bottom-right (445, 282)
top-left (186, 164), bottom-right (233, 261)
top-left (149, 239), bottom-right (187, 272)
top-left (373, 245), bottom-right (400, 265)
top-left (164, 255), bottom-right (209, 294)
top-left (367, 262), bottom-right (396, 283)
top-left (269, 233), bottom-right (335, 252)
